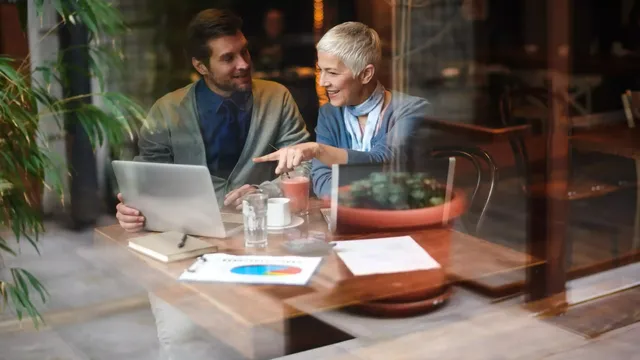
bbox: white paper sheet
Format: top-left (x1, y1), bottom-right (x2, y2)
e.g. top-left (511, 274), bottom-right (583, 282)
top-left (178, 253), bottom-right (322, 286)
top-left (331, 236), bottom-right (440, 276)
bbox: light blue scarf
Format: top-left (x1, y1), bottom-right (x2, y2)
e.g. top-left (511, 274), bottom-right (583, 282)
top-left (343, 82), bottom-right (385, 152)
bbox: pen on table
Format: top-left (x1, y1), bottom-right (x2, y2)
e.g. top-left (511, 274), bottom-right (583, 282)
top-left (178, 234), bottom-right (188, 248)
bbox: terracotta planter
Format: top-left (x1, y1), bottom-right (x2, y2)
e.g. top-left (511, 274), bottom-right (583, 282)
top-left (333, 188), bottom-right (467, 231)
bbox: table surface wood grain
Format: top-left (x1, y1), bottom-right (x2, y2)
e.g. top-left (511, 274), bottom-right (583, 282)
top-left (572, 124), bottom-right (640, 160)
top-left (92, 202), bottom-right (541, 358)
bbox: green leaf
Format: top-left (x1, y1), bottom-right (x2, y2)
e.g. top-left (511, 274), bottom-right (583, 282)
top-left (10, 216), bottom-right (22, 245)
top-left (85, 0), bottom-right (127, 35)
top-left (51, 0), bottom-right (67, 22)
top-left (20, 269), bottom-right (49, 304)
top-left (33, 66), bottom-right (54, 86)
top-left (0, 0), bottom-right (140, 327)
top-left (87, 52), bottom-right (105, 91)
top-left (11, 269), bottom-right (29, 300)
top-left (76, 3), bottom-right (99, 35)
top-left (8, 285), bottom-right (25, 321)
top-left (33, 0), bottom-right (45, 16)
top-left (0, 236), bottom-right (17, 257)
top-left (7, 282), bottom-right (44, 328)
top-left (23, 234), bottom-right (41, 256)
top-left (0, 57), bottom-right (21, 83)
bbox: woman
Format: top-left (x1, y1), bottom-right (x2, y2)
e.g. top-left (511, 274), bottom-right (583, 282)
top-left (254, 21), bottom-right (429, 197)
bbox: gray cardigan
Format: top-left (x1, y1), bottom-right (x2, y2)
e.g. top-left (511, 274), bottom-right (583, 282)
top-left (134, 79), bottom-right (310, 204)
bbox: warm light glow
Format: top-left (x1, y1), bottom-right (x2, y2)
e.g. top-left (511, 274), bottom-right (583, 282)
top-left (313, 0), bottom-right (327, 106)
top-left (313, 0), bottom-right (324, 32)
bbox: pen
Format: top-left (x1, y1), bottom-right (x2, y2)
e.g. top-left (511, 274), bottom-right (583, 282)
top-left (178, 234), bottom-right (188, 248)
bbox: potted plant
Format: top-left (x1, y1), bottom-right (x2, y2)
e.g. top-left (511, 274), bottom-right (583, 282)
top-left (1, 1), bottom-right (145, 327)
top-left (334, 171), bottom-right (466, 230)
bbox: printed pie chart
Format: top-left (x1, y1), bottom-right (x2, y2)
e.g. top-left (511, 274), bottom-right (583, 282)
top-left (230, 264), bottom-right (302, 276)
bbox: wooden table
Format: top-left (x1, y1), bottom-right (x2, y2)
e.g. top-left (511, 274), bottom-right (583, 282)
top-left (92, 203), bottom-right (541, 359)
top-left (421, 116), bottom-right (532, 142)
top-left (572, 124), bottom-right (640, 159)
top-left (572, 124), bottom-right (640, 251)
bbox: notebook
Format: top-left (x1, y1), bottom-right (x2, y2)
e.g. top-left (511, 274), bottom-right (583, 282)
top-left (128, 231), bottom-right (218, 263)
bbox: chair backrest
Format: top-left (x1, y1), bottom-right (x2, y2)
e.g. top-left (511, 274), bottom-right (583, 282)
top-left (621, 90), bottom-right (640, 128)
top-left (498, 86), bottom-right (574, 193)
top-left (430, 146), bottom-right (498, 236)
top-left (499, 87), bottom-right (574, 131)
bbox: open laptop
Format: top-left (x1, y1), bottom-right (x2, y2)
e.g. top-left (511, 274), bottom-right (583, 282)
top-left (111, 160), bottom-right (243, 238)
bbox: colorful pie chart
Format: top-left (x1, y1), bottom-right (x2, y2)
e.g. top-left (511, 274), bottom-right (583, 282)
top-left (230, 264), bottom-right (302, 276)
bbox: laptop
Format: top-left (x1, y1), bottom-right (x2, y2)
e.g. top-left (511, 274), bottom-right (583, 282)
top-left (111, 160), bottom-right (243, 238)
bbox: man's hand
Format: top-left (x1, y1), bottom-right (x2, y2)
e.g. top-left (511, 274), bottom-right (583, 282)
top-left (253, 142), bottom-right (320, 174)
top-left (115, 193), bottom-right (145, 232)
top-left (224, 184), bottom-right (259, 210)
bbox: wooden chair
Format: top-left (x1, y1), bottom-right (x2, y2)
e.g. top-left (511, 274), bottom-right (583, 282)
top-left (500, 87), bottom-right (632, 197)
top-left (499, 87), bottom-right (628, 267)
top-left (430, 146), bottom-right (498, 236)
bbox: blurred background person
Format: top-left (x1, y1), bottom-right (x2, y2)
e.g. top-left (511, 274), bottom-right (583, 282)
top-left (251, 8), bottom-right (289, 72)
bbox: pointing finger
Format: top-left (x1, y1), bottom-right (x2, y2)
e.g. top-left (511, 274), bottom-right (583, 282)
top-left (253, 151), bottom-right (280, 163)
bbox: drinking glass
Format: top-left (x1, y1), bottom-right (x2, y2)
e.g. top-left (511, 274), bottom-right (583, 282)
top-left (242, 192), bottom-right (268, 248)
top-left (280, 166), bottom-right (311, 215)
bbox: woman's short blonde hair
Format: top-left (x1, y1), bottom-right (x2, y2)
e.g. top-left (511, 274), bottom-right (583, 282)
top-left (316, 22), bottom-right (381, 78)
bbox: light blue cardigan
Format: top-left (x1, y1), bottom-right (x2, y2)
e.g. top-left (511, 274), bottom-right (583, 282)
top-left (312, 91), bottom-right (430, 197)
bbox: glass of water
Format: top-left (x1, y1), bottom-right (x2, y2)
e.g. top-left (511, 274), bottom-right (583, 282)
top-left (242, 192), bottom-right (269, 248)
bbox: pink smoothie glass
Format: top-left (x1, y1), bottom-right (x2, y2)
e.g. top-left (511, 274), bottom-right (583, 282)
top-left (280, 166), bottom-right (310, 215)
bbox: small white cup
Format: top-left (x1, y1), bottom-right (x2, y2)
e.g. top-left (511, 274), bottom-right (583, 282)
top-left (267, 198), bottom-right (291, 228)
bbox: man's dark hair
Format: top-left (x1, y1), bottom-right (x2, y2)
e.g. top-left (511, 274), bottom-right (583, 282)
top-left (187, 8), bottom-right (243, 64)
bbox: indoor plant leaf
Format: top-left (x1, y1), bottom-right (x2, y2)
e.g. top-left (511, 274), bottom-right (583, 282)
top-left (1, 0), bottom-right (141, 328)
top-left (19, 269), bottom-right (50, 304)
top-left (0, 236), bottom-right (17, 257)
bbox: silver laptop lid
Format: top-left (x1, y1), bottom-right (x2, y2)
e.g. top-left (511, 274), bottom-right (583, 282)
top-left (111, 160), bottom-right (240, 238)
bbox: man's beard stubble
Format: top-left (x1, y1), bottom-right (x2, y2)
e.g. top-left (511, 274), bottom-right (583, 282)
top-left (206, 71), bottom-right (251, 94)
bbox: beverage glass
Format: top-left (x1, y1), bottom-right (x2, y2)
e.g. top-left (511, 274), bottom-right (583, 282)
top-left (280, 166), bottom-right (310, 215)
top-left (242, 192), bottom-right (268, 248)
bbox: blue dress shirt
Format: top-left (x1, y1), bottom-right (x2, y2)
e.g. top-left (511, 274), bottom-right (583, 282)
top-left (195, 79), bottom-right (252, 180)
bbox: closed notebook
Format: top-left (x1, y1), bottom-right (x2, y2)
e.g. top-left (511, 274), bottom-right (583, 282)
top-left (128, 231), bottom-right (217, 263)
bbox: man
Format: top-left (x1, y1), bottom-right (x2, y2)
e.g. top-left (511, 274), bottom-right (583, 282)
top-left (114, 9), bottom-right (309, 359)
top-left (116, 8), bottom-right (310, 231)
